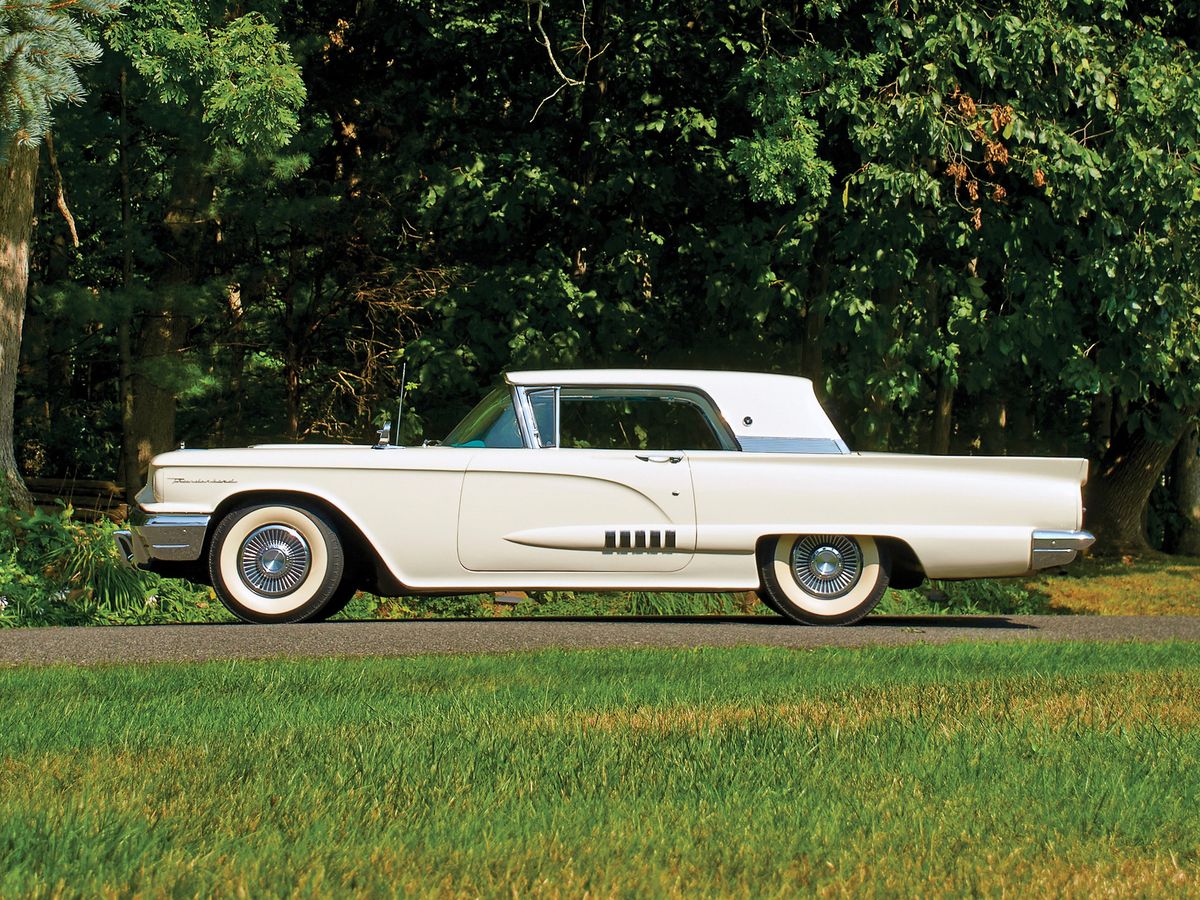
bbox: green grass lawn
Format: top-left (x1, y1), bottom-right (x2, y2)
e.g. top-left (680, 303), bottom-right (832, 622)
top-left (1033, 555), bottom-right (1200, 616)
top-left (2, 642), bottom-right (1199, 896)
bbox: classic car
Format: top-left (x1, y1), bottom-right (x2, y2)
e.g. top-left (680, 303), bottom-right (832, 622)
top-left (116, 369), bottom-right (1094, 625)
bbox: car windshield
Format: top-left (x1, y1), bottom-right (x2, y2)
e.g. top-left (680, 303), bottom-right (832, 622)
top-left (443, 387), bottom-right (523, 448)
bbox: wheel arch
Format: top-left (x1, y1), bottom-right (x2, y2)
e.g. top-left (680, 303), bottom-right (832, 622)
top-left (207, 490), bottom-right (407, 595)
top-left (754, 532), bottom-right (925, 591)
top-left (874, 537), bottom-right (925, 590)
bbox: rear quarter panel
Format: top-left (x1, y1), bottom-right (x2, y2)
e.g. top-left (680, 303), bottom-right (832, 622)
top-left (688, 452), bottom-right (1088, 578)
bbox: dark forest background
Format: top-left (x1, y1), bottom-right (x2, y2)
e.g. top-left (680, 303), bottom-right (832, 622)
top-left (6, 0), bottom-right (1200, 555)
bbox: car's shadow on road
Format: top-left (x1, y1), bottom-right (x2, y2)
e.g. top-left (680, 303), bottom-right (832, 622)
top-left (151, 613), bottom-right (1031, 629)
top-left (324, 613), bottom-right (1035, 629)
top-left (859, 614), bottom-right (1034, 629)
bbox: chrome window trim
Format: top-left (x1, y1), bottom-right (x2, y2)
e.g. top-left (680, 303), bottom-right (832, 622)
top-left (738, 436), bottom-right (850, 455)
top-left (511, 386), bottom-right (538, 449)
top-left (524, 386), bottom-right (560, 449)
top-left (513, 385), bottom-right (562, 450)
top-left (513, 383), bottom-right (739, 452)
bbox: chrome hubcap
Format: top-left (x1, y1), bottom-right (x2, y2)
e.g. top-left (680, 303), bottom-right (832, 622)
top-left (238, 525), bottom-right (311, 596)
top-left (791, 535), bottom-right (863, 598)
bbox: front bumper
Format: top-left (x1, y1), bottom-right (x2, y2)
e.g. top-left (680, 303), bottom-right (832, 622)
top-left (114, 510), bottom-right (211, 568)
top-left (1031, 530), bottom-right (1095, 570)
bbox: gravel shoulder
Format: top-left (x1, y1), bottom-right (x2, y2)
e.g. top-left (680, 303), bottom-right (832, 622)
top-left (2, 614), bottom-right (1199, 666)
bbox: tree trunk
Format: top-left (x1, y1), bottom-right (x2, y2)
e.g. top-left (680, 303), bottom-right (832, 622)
top-left (1168, 420), bottom-right (1200, 556)
top-left (1087, 389), bottom-right (1114, 460)
top-left (564, 0), bottom-right (608, 283)
top-left (116, 66), bottom-right (142, 500)
top-left (920, 259), bottom-right (953, 454)
top-left (800, 264), bottom-right (828, 403)
top-left (15, 297), bottom-right (49, 476)
top-left (801, 305), bottom-right (825, 399)
top-left (222, 282), bottom-right (247, 445)
top-left (0, 138), bottom-right (39, 511)
top-left (128, 142), bottom-right (211, 478)
top-left (118, 318), bottom-right (139, 497)
top-left (130, 313), bottom-right (186, 470)
top-left (572, 0), bottom-right (609, 190)
top-left (1008, 395), bottom-right (1034, 454)
top-left (980, 396), bottom-right (1006, 455)
top-left (285, 354), bottom-right (301, 441)
top-left (929, 370), bottom-right (954, 455)
top-left (283, 285), bottom-right (301, 441)
top-left (1086, 409), bottom-right (1197, 555)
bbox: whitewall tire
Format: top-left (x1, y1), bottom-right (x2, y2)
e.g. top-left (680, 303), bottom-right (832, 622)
top-left (758, 534), bottom-right (889, 625)
top-left (208, 503), bottom-right (347, 624)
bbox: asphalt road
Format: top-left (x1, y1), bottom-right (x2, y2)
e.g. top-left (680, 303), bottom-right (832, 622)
top-left (1, 614), bottom-right (1199, 666)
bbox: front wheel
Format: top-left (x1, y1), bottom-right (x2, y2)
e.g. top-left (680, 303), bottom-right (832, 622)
top-left (208, 503), bottom-right (347, 624)
top-left (758, 534), bottom-right (890, 626)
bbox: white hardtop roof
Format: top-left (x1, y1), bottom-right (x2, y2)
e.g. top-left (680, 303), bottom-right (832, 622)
top-left (505, 369), bottom-right (844, 444)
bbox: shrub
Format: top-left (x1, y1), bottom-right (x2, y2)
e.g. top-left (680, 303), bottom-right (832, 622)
top-left (0, 503), bottom-right (220, 627)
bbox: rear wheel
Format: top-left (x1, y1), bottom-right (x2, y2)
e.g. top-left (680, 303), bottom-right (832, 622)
top-left (208, 503), bottom-right (347, 624)
top-left (758, 534), bottom-right (889, 626)
top-left (312, 580), bottom-right (359, 621)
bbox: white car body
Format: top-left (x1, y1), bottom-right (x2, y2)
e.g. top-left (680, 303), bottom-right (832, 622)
top-left (117, 369), bottom-right (1093, 623)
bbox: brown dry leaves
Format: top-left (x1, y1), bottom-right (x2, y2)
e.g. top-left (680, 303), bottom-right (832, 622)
top-left (942, 88), bottom-right (1027, 229)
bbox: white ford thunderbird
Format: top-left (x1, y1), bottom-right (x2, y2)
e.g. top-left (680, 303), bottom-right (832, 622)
top-left (116, 369), bottom-right (1094, 625)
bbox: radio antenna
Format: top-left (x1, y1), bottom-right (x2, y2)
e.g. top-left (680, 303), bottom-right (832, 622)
top-left (395, 361), bottom-right (407, 446)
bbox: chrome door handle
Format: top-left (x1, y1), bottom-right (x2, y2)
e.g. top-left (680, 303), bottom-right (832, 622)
top-left (636, 454), bottom-right (683, 464)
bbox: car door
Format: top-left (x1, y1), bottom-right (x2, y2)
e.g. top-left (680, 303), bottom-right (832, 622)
top-left (457, 447), bottom-right (696, 572)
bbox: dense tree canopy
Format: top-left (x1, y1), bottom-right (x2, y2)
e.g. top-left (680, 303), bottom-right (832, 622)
top-left (7, 0), bottom-right (1200, 553)
top-left (1, 0), bottom-right (122, 509)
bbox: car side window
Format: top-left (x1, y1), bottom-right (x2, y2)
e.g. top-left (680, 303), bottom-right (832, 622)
top-left (556, 389), bottom-right (732, 451)
top-left (443, 387), bottom-right (523, 448)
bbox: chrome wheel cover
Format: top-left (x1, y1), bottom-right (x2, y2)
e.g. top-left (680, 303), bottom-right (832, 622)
top-left (790, 535), bottom-right (863, 599)
top-left (237, 525), bottom-right (311, 596)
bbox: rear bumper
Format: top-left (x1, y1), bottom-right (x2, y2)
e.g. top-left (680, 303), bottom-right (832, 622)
top-left (114, 510), bottom-right (211, 569)
top-left (1030, 530), bottom-right (1095, 570)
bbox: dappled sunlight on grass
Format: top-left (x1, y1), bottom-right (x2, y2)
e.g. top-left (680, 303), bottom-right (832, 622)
top-left (1034, 555), bottom-right (1200, 616)
top-left (525, 670), bottom-right (1200, 735)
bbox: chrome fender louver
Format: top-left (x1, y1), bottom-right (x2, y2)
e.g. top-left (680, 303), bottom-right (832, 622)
top-left (604, 529), bottom-right (677, 551)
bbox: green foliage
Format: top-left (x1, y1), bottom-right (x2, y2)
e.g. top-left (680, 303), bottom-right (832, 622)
top-left (43, 515), bottom-right (144, 613)
top-left (9, 0), bottom-right (1200, 559)
top-left (364, 590), bottom-right (762, 620)
top-left (880, 578), bottom-right (1054, 616)
top-left (106, 2), bottom-right (305, 149)
top-left (0, 504), bottom-right (132, 625)
top-left (730, 59), bottom-right (836, 205)
top-left (728, 1), bottom-right (1200, 450)
top-left (0, 0), bottom-right (120, 153)
top-left (22, 0), bottom-right (1198, 455)
top-left (0, 504), bottom-right (221, 626)
top-left (519, 590), bottom-right (757, 617)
